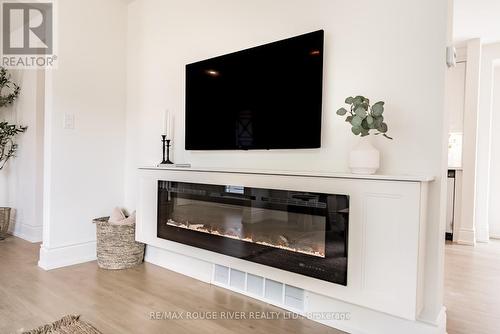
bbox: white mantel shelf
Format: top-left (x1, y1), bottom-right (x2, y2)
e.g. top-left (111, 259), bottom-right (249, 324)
top-left (139, 166), bottom-right (434, 183)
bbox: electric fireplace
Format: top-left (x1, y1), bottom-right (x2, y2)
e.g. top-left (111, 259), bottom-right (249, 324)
top-left (157, 181), bottom-right (349, 285)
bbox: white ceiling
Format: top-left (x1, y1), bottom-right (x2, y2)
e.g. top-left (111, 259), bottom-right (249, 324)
top-left (454, 0), bottom-right (500, 44)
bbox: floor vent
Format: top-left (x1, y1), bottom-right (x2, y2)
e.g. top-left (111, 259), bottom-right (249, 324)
top-left (212, 264), bottom-right (305, 312)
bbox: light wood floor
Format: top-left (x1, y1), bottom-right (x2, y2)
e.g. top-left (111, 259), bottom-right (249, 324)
top-left (0, 237), bottom-right (343, 334)
top-left (445, 239), bottom-right (500, 334)
top-left (3, 236), bottom-right (499, 334)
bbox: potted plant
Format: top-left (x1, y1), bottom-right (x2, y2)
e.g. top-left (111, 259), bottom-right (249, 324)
top-left (336, 96), bottom-right (392, 174)
top-left (0, 67), bottom-right (26, 239)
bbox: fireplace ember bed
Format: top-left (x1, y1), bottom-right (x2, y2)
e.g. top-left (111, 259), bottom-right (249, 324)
top-left (157, 181), bottom-right (349, 285)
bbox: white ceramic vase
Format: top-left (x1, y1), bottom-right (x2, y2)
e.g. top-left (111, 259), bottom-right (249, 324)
top-left (349, 139), bottom-right (380, 175)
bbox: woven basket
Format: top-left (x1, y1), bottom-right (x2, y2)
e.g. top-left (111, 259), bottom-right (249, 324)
top-left (93, 216), bottom-right (145, 270)
top-left (0, 207), bottom-right (11, 238)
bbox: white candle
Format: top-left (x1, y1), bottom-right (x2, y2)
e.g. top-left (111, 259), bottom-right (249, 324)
top-left (168, 114), bottom-right (174, 140)
top-left (163, 110), bottom-right (168, 135)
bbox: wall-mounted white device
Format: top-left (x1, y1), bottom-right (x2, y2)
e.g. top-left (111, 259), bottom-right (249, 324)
top-left (446, 46), bottom-right (457, 68)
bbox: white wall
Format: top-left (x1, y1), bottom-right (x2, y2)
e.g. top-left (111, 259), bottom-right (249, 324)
top-left (489, 66), bottom-right (500, 238)
top-left (445, 61), bottom-right (466, 135)
top-left (125, 0), bottom-right (447, 179)
top-left (39, 0), bottom-right (128, 269)
top-left (125, 0), bottom-right (449, 324)
top-left (0, 70), bottom-right (44, 242)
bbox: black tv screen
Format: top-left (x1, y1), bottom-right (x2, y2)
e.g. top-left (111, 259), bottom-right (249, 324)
top-left (185, 30), bottom-right (324, 150)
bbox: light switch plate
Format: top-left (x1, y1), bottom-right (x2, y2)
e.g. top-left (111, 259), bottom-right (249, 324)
top-left (63, 113), bottom-right (75, 129)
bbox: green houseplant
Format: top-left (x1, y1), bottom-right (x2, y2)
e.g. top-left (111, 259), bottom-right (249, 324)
top-left (336, 96), bottom-right (393, 140)
top-left (336, 96), bottom-right (392, 175)
top-left (0, 122), bottom-right (27, 170)
top-left (0, 67), bottom-right (25, 170)
top-left (0, 67), bottom-right (26, 239)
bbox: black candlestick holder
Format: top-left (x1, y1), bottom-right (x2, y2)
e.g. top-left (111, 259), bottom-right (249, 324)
top-left (160, 135), bottom-right (173, 165)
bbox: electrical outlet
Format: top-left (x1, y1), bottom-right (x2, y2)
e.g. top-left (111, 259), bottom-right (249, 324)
top-left (63, 113), bottom-right (75, 129)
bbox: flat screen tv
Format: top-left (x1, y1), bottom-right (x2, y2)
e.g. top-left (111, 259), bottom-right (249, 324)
top-left (185, 30), bottom-right (324, 150)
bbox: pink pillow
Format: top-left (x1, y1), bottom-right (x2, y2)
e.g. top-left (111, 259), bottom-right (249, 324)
top-left (108, 207), bottom-right (126, 223)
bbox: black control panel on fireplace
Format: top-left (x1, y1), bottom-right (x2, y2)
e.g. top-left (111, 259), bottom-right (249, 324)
top-left (157, 181), bottom-right (349, 285)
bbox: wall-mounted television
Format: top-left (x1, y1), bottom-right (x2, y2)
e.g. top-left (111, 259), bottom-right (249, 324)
top-left (185, 30), bottom-right (324, 150)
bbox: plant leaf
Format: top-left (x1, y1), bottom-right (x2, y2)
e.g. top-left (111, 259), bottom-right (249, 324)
top-left (345, 96), bottom-right (354, 104)
top-left (366, 115), bottom-right (374, 125)
top-left (372, 116), bottom-right (383, 129)
top-left (372, 101), bottom-right (385, 117)
top-left (378, 122), bottom-right (388, 133)
top-left (353, 96), bottom-right (364, 106)
top-left (354, 106), bottom-right (367, 118)
top-left (351, 126), bottom-right (362, 136)
top-left (336, 107), bottom-right (348, 116)
top-left (345, 115), bottom-right (353, 123)
top-left (351, 115), bottom-right (363, 127)
top-left (361, 118), bottom-right (370, 130)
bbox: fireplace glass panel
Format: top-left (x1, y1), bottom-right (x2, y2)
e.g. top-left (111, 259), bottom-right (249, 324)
top-left (157, 181), bottom-right (349, 285)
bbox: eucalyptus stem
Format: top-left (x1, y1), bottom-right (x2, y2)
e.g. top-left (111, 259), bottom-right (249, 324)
top-left (336, 95), bottom-right (393, 140)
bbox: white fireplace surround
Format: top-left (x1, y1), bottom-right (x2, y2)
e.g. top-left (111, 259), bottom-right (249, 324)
top-left (137, 166), bottom-right (445, 334)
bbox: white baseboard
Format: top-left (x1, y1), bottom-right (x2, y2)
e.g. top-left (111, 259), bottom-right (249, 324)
top-left (457, 228), bottom-right (475, 246)
top-left (38, 241), bottom-right (97, 270)
top-left (144, 245), bottom-right (446, 334)
top-left (11, 223), bottom-right (43, 243)
top-left (145, 245), bottom-right (212, 283)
